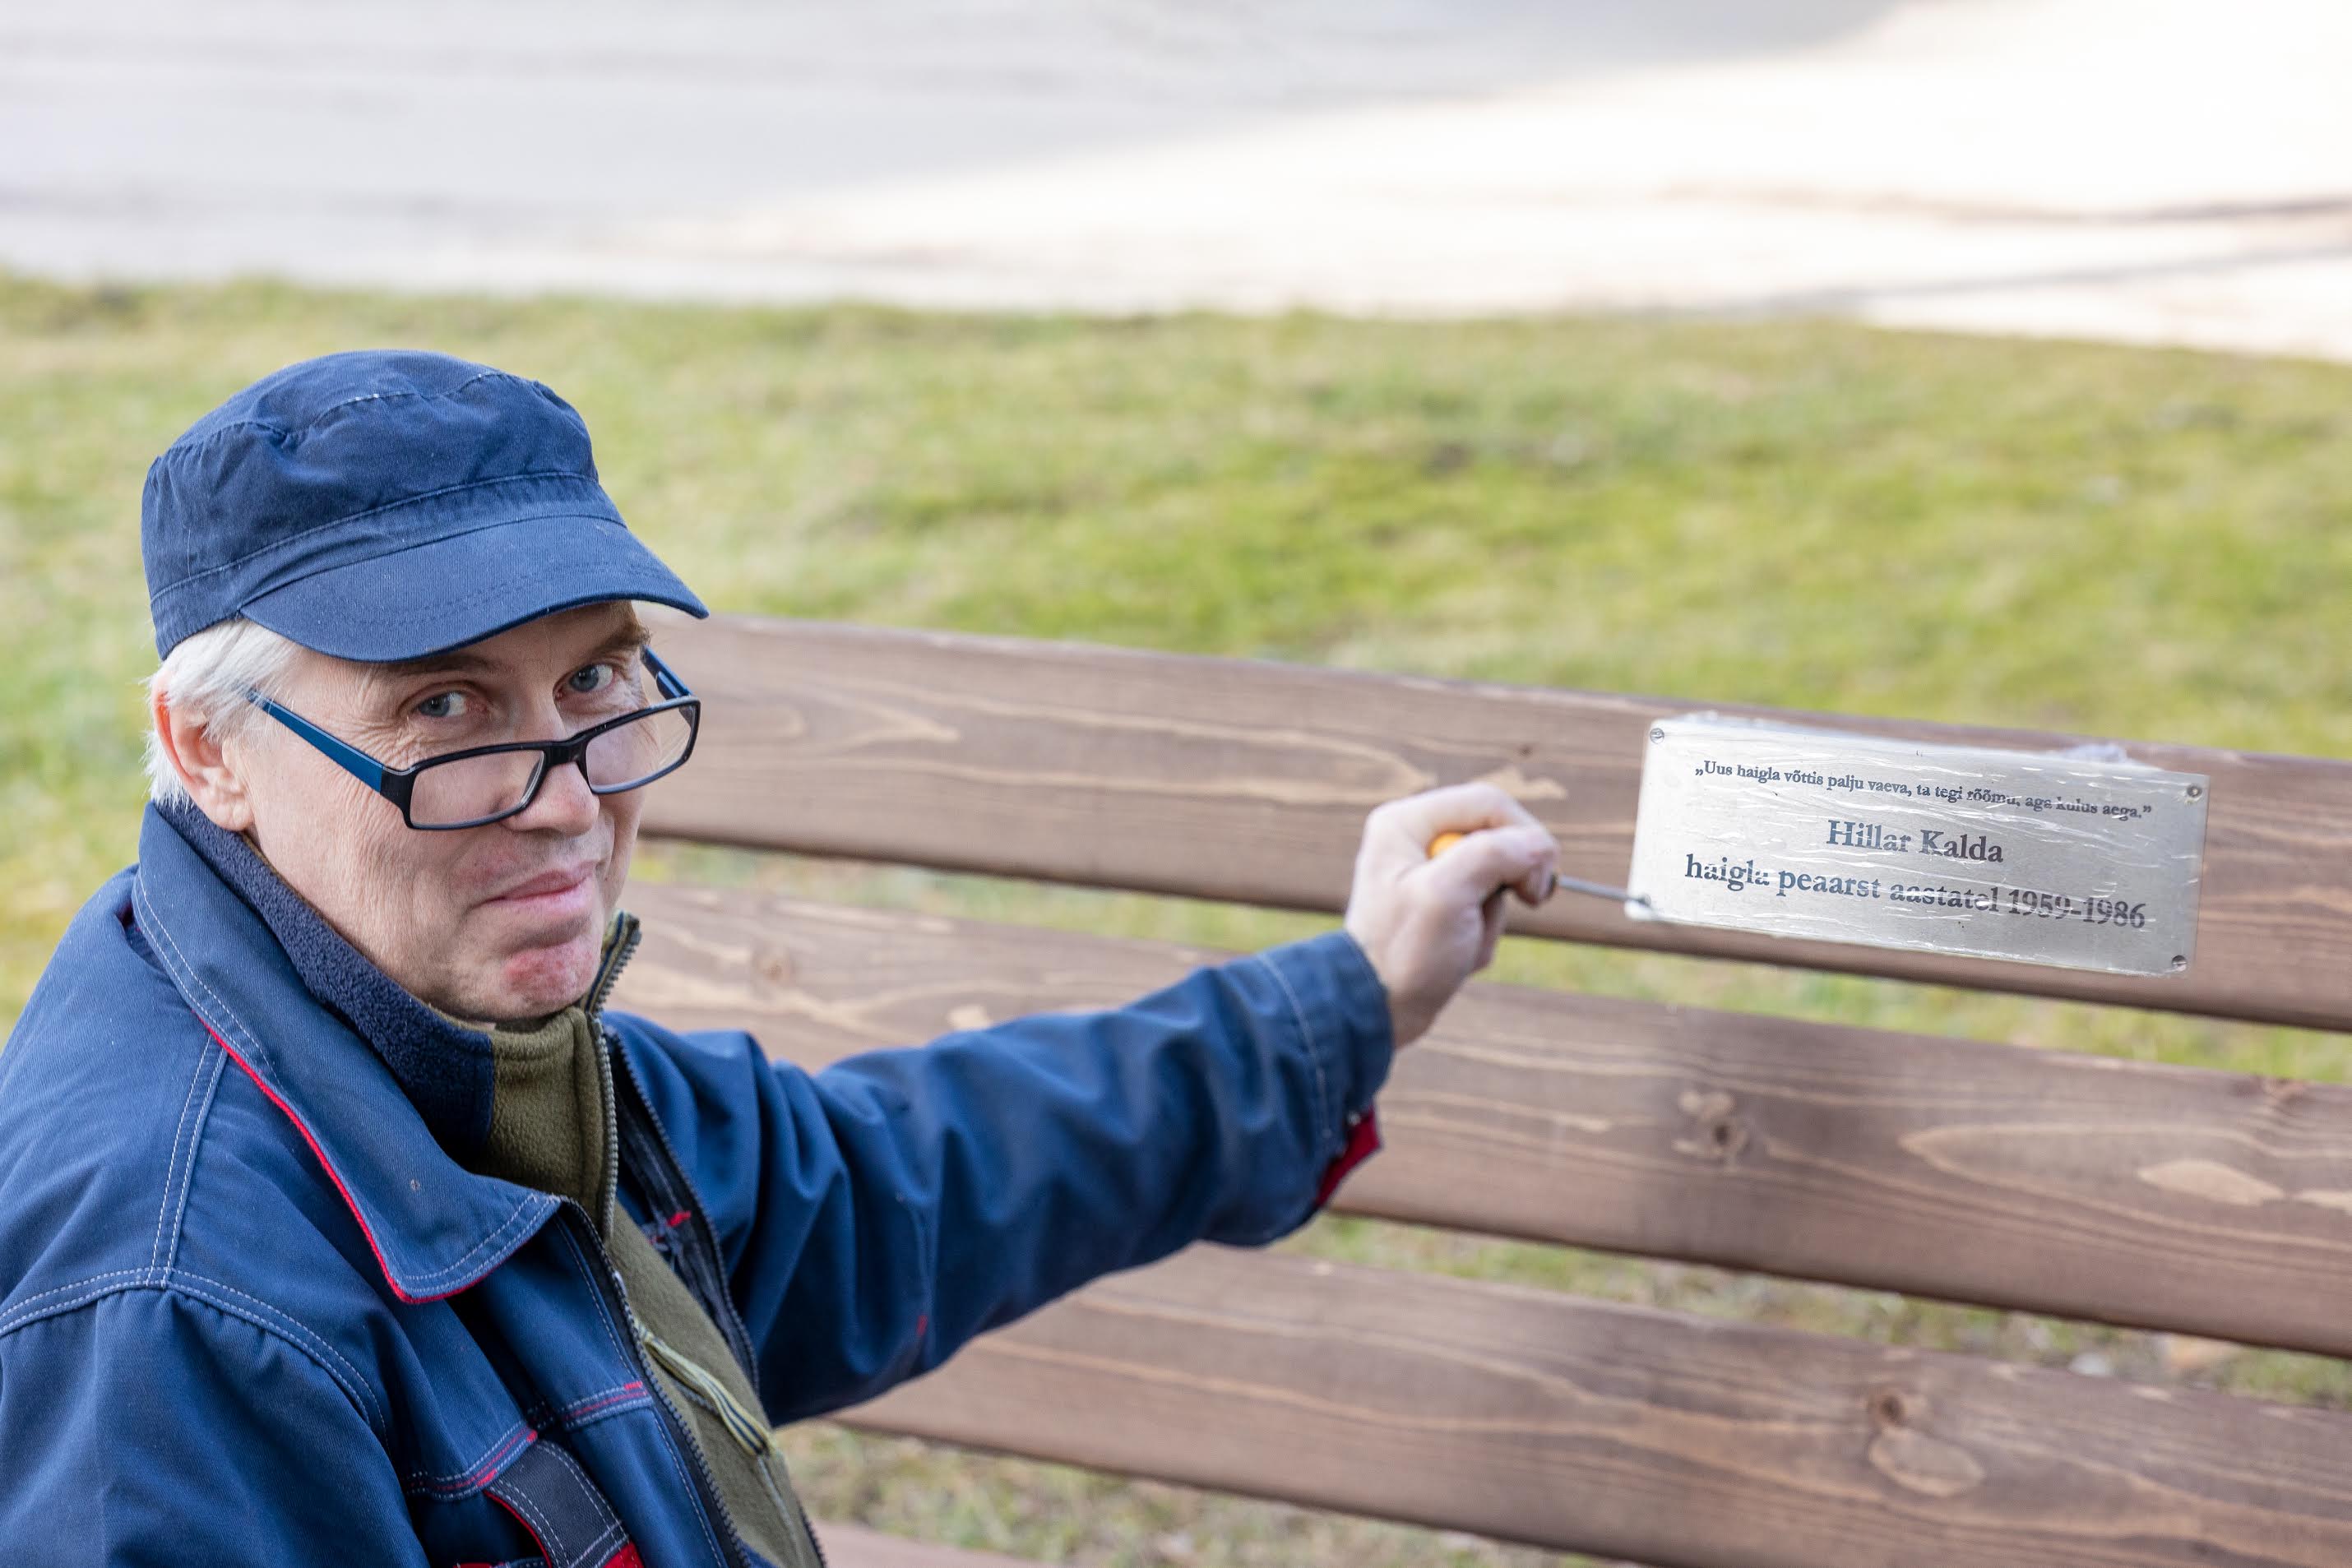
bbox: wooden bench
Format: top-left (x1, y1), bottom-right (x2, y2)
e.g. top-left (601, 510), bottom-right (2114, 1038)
top-left (613, 613), bottom-right (2352, 1568)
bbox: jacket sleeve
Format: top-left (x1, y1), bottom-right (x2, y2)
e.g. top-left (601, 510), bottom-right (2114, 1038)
top-left (613, 929), bottom-right (1394, 1424)
top-left (0, 1286), bottom-right (423, 1567)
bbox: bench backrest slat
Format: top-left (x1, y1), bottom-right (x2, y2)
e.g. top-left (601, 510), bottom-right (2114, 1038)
top-left (848, 1246), bottom-right (2352, 1568)
top-left (621, 885), bottom-right (2352, 1358)
top-left (643, 617), bottom-right (2352, 1033)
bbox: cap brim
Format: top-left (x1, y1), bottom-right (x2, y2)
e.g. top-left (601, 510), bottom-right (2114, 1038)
top-left (241, 514), bottom-right (709, 661)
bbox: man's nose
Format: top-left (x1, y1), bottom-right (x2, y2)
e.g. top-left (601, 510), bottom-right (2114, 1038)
top-left (508, 751), bottom-right (603, 835)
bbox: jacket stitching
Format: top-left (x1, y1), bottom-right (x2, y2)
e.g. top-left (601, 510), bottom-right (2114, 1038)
top-left (549, 1220), bottom-right (729, 1568)
top-left (166, 1270), bottom-right (387, 1433)
top-left (493, 1469), bottom-right (573, 1565)
top-left (1250, 952), bottom-right (1334, 1158)
top-left (535, 1381), bottom-right (651, 1430)
top-left (399, 1190), bottom-right (549, 1294)
top-left (575, 1515), bottom-right (626, 1567)
top-left (0, 1277), bottom-right (386, 1437)
top-left (547, 1393), bottom-right (655, 1437)
top-left (0, 1269), bottom-right (156, 1334)
top-left (511, 1440), bottom-right (626, 1566)
top-left (136, 881), bottom-right (277, 1075)
top-left (140, 877), bottom-right (550, 1298)
top-left (165, 1274), bottom-right (389, 1435)
top-left (160, 1049), bottom-right (228, 1277)
top-left (0, 1278), bottom-right (153, 1339)
top-left (149, 1040), bottom-right (213, 1274)
top-left (203, 1021), bottom-right (420, 1305)
top-left (405, 1420), bottom-right (533, 1497)
top-left (555, 1381), bottom-right (646, 1419)
top-left (539, 1441), bottom-right (626, 1563)
top-left (549, 1223), bottom-right (632, 1367)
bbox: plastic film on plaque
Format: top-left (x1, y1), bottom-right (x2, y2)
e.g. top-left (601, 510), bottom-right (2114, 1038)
top-left (1623, 715), bottom-right (2211, 978)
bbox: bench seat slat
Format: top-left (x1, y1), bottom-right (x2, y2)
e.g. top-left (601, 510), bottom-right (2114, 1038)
top-left (640, 615), bottom-right (2352, 1033)
top-left (812, 1523), bottom-right (1035, 1567)
top-left (619, 885), bottom-right (2352, 1358)
top-left (840, 1246), bottom-right (2352, 1568)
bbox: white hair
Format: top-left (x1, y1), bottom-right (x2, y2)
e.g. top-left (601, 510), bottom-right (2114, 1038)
top-left (143, 617), bottom-right (303, 807)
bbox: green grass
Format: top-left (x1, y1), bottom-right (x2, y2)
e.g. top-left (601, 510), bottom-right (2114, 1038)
top-left (6, 275), bottom-right (2352, 1565)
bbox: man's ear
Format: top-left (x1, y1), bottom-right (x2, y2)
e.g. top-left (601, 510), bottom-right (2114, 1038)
top-left (152, 689), bottom-right (256, 833)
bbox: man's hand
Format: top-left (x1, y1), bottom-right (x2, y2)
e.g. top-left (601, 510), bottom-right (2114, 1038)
top-left (1343, 783), bottom-right (1561, 1048)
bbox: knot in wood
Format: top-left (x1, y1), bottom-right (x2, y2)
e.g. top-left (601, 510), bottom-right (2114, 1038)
top-left (753, 946), bottom-right (797, 988)
top-left (1674, 1088), bottom-right (1748, 1163)
top-left (1864, 1399), bottom-right (1984, 1499)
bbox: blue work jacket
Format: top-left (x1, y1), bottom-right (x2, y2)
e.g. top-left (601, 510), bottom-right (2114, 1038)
top-left (0, 805), bottom-right (1392, 1566)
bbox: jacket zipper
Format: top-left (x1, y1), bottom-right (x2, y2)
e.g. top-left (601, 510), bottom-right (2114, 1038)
top-left (609, 1043), bottom-right (763, 1384)
top-left (573, 921), bottom-right (753, 1568)
top-left (590, 916), bottom-right (827, 1568)
top-left (564, 1202), bottom-right (753, 1568)
top-left (586, 910), bottom-right (643, 1021)
top-left (637, 1327), bottom-right (830, 1568)
top-left (604, 1050), bottom-right (831, 1568)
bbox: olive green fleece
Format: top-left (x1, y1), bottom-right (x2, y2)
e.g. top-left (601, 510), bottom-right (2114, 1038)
top-left (461, 987), bottom-right (822, 1568)
top-left (607, 1219), bottom-right (826, 1566)
top-left (474, 1006), bottom-right (615, 1235)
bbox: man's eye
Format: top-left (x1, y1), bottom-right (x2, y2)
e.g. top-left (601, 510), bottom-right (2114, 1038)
top-left (567, 663), bottom-right (618, 696)
top-left (415, 691), bottom-right (470, 720)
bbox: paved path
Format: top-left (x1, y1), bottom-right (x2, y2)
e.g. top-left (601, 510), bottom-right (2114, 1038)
top-left (6, 0), bottom-right (2349, 358)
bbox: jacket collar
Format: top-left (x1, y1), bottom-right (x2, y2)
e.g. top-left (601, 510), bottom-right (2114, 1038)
top-left (134, 803), bottom-right (557, 1302)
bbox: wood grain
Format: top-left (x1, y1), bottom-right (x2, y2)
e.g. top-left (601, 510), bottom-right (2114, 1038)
top-left (813, 1523), bottom-right (1034, 1568)
top-left (618, 884), bottom-right (2352, 1355)
top-left (841, 1246), bottom-right (2352, 1568)
top-left (637, 615), bottom-right (2352, 1031)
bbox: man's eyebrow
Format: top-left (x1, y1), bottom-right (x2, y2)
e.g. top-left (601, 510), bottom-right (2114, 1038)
top-left (368, 625), bottom-right (653, 685)
top-left (589, 623), bottom-right (656, 666)
top-left (372, 648), bottom-right (498, 682)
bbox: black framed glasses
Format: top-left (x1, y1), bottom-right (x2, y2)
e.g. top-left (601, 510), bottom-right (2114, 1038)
top-left (245, 649), bottom-right (701, 830)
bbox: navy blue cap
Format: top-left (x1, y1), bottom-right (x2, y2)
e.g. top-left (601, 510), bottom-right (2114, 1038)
top-left (141, 350), bottom-right (708, 660)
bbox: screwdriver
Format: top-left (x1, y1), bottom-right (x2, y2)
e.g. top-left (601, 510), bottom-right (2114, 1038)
top-left (1426, 830), bottom-right (1650, 909)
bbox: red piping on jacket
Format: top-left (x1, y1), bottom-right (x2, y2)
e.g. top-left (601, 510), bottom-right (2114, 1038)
top-left (199, 1015), bottom-right (457, 1306)
top-left (488, 1485), bottom-right (552, 1563)
top-left (487, 1482), bottom-right (644, 1568)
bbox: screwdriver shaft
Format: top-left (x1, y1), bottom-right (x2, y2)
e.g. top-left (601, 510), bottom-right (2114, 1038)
top-left (1424, 830), bottom-right (1648, 908)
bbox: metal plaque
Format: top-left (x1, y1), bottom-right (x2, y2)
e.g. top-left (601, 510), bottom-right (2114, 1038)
top-left (1625, 715), bottom-right (2210, 976)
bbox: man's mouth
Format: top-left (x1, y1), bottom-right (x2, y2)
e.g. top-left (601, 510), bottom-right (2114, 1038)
top-left (484, 864), bottom-right (597, 914)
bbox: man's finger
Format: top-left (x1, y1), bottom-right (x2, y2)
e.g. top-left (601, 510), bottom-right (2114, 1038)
top-left (1475, 887), bottom-right (1507, 971)
top-left (1420, 822), bottom-right (1558, 909)
top-left (1361, 783), bottom-right (1547, 881)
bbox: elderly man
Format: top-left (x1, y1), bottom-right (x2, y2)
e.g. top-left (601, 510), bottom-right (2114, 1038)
top-left (0, 352), bottom-right (1558, 1566)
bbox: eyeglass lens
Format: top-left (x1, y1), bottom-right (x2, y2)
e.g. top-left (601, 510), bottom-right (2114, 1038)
top-left (407, 705), bottom-right (696, 827)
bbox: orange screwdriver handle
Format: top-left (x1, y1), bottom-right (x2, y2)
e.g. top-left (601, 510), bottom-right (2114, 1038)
top-left (1424, 829), bottom-right (1648, 909)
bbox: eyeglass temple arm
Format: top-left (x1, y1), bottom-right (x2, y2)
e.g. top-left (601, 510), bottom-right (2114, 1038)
top-left (247, 691), bottom-right (390, 793)
top-left (644, 647), bottom-right (689, 701)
